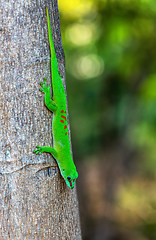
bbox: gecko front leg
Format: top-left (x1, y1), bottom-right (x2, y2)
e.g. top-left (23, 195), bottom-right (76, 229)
top-left (34, 146), bottom-right (57, 158)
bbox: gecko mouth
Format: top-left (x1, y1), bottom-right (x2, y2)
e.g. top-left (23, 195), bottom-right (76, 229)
top-left (68, 179), bottom-right (75, 188)
top-left (69, 181), bottom-right (72, 188)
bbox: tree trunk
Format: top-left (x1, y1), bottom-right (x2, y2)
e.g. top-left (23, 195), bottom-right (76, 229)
top-left (0, 0), bottom-right (81, 239)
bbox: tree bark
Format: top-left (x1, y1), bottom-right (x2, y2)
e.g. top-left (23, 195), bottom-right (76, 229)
top-left (0, 0), bottom-right (81, 239)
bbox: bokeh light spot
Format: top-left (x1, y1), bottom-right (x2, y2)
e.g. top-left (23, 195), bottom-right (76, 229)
top-left (66, 24), bottom-right (93, 46)
top-left (58, 0), bottom-right (94, 19)
top-left (76, 54), bottom-right (104, 79)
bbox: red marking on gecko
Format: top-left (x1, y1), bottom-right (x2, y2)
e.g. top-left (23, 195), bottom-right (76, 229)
top-left (60, 120), bottom-right (64, 123)
top-left (61, 110), bottom-right (64, 113)
top-left (64, 125), bottom-right (67, 129)
top-left (65, 111), bottom-right (66, 113)
top-left (69, 181), bottom-right (72, 187)
top-left (73, 179), bottom-right (75, 182)
top-left (65, 132), bottom-right (67, 135)
top-left (61, 115), bottom-right (67, 121)
top-left (61, 131), bottom-right (63, 133)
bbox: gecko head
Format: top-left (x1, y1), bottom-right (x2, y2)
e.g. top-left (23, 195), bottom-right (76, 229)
top-left (61, 168), bottom-right (78, 189)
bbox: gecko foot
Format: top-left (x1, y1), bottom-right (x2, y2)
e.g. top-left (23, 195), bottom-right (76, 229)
top-left (39, 78), bottom-right (51, 93)
top-left (33, 146), bottom-right (44, 155)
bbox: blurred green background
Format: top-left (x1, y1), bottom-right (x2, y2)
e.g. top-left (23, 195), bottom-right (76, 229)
top-left (58, 0), bottom-right (156, 239)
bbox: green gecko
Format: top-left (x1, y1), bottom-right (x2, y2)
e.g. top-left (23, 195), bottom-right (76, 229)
top-left (34, 7), bottom-right (78, 189)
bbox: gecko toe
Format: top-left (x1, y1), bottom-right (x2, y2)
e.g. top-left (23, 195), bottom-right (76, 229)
top-left (33, 150), bottom-right (39, 154)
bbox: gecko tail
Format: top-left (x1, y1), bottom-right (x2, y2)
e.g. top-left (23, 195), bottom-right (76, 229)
top-left (46, 7), bottom-right (56, 59)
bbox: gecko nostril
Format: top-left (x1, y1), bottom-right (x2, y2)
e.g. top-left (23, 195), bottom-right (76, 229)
top-left (67, 176), bottom-right (71, 181)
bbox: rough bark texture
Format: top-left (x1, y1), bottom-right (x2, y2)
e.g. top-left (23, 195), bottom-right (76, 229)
top-left (0, 0), bottom-right (82, 239)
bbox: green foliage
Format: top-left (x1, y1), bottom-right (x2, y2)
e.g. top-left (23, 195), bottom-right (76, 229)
top-left (58, 0), bottom-right (156, 238)
top-left (59, 0), bottom-right (156, 159)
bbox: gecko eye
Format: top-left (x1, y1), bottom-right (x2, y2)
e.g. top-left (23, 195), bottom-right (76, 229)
top-left (63, 169), bottom-right (65, 171)
top-left (67, 176), bottom-right (71, 181)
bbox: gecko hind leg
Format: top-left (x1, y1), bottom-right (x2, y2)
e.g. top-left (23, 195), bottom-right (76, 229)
top-left (34, 146), bottom-right (57, 158)
top-left (40, 78), bottom-right (57, 112)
